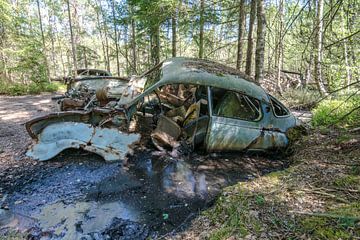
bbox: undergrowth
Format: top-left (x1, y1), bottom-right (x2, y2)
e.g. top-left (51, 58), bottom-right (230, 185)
top-left (312, 95), bottom-right (360, 128)
top-left (176, 130), bottom-right (360, 240)
top-left (0, 82), bottom-right (63, 95)
top-left (280, 88), bottom-right (320, 110)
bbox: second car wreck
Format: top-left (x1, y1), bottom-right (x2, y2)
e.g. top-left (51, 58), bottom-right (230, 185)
top-left (26, 57), bottom-right (300, 162)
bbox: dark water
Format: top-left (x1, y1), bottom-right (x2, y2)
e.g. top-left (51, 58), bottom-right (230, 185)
top-left (0, 149), bottom-right (287, 239)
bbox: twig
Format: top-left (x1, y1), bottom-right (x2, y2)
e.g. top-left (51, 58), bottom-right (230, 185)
top-left (301, 188), bottom-right (349, 203)
top-left (290, 211), bottom-right (360, 222)
top-left (318, 161), bottom-right (360, 167)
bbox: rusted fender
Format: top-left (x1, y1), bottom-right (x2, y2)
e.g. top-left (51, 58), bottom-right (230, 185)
top-left (26, 122), bottom-right (140, 162)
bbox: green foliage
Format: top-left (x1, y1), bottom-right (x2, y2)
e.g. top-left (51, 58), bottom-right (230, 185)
top-left (333, 175), bottom-right (360, 189)
top-left (301, 203), bottom-right (360, 240)
top-left (312, 95), bottom-right (360, 128)
top-left (281, 89), bottom-right (320, 110)
top-left (0, 82), bottom-right (59, 95)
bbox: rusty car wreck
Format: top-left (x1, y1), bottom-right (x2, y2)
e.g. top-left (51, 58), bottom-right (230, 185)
top-left (26, 57), bottom-right (300, 162)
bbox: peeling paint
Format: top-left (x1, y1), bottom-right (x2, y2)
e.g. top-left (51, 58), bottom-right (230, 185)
top-left (26, 122), bottom-right (140, 162)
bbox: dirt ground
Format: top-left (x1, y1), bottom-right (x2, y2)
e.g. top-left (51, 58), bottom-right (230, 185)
top-left (0, 94), bottom-right (293, 240)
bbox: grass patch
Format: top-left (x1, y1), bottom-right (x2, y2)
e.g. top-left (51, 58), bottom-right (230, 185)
top-left (300, 203), bottom-right (360, 239)
top-left (180, 131), bottom-right (360, 239)
top-left (312, 95), bottom-right (360, 128)
top-left (0, 82), bottom-right (63, 95)
top-left (333, 175), bottom-right (360, 189)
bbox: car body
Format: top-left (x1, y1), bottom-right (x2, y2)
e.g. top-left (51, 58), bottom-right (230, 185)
top-left (26, 58), bottom-right (300, 162)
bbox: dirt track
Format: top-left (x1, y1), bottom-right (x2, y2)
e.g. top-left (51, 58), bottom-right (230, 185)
top-left (0, 94), bottom-right (290, 239)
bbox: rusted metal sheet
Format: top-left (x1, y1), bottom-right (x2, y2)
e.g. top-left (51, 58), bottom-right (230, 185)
top-left (26, 57), bottom-right (301, 162)
top-left (26, 122), bottom-right (140, 162)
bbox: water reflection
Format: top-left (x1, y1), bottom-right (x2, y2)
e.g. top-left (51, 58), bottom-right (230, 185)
top-left (136, 158), bottom-right (208, 199)
top-left (36, 201), bottom-right (139, 240)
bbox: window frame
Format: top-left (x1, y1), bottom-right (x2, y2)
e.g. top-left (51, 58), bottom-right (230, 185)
top-left (269, 95), bottom-right (290, 118)
top-left (210, 87), bottom-right (263, 122)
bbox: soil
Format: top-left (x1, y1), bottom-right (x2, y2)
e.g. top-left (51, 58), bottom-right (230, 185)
top-left (0, 94), bottom-right (291, 239)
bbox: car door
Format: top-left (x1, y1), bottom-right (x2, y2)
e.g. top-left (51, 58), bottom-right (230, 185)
top-left (205, 87), bottom-right (265, 152)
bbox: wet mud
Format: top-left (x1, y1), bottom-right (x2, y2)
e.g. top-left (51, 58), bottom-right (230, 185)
top-left (0, 94), bottom-right (290, 239)
top-left (1, 149), bottom-right (287, 239)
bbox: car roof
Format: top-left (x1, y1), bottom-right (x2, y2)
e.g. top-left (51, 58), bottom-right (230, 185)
top-left (149, 57), bottom-right (270, 102)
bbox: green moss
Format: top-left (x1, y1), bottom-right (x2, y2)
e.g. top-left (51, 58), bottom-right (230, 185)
top-left (300, 203), bottom-right (360, 239)
top-left (0, 82), bottom-right (59, 95)
top-left (333, 175), bottom-right (360, 189)
top-left (206, 190), bottom-right (264, 239)
top-left (209, 227), bottom-right (232, 240)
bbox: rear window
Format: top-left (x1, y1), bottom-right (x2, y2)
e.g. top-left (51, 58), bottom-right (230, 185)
top-left (270, 96), bottom-right (289, 117)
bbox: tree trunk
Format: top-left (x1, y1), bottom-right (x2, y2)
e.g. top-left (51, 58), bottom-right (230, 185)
top-left (131, 16), bottom-right (137, 74)
top-left (83, 47), bottom-right (88, 69)
top-left (172, 12), bottom-right (177, 57)
top-left (150, 24), bottom-right (160, 66)
top-left (245, 0), bottom-right (257, 75)
top-left (36, 0), bottom-right (50, 82)
top-left (255, 0), bottom-right (266, 83)
top-left (199, 0), bottom-right (205, 59)
top-left (95, 5), bottom-right (108, 71)
top-left (275, 0), bottom-right (284, 92)
top-left (236, 0), bottom-right (246, 70)
top-left (66, 0), bottom-right (77, 76)
top-left (314, 0), bottom-right (327, 95)
top-left (343, 40), bottom-right (351, 92)
top-left (111, 0), bottom-right (120, 76)
top-left (99, 1), bottom-right (110, 72)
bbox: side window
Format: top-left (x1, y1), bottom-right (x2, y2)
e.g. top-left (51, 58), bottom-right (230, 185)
top-left (270, 95), bottom-right (289, 117)
top-left (211, 87), bottom-right (262, 121)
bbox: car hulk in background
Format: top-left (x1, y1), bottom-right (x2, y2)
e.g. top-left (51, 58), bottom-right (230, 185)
top-left (26, 57), bottom-right (301, 162)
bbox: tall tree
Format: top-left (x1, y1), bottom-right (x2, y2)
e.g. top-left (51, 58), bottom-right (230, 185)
top-left (314, 0), bottom-right (328, 94)
top-left (131, 15), bottom-right (137, 74)
top-left (199, 0), bottom-right (205, 59)
top-left (236, 0), bottom-right (246, 70)
top-left (172, 8), bottom-right (177, 57)
top-left (255, 0), bottom-right (266, 83)
top-left (245, 0), bottom-right (257, 75)
top-left (36, 0), bottom-right (50, 82)
top-left (111, 0), bottom-right (120, 76)
top-left (66, 0), bottom-right (77, 76)
top-left (275, 0), bottom-right (284, 92)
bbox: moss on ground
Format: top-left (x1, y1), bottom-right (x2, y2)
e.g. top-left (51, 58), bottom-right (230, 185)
top-left (175, 131), bottom-right (360, 239)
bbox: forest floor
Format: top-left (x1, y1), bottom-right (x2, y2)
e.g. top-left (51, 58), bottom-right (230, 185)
top-left (0, 94), bottom-right (289, 239)
top-left (0, 94), bottom-right (359, 239)
top-left (175, 130), bottom-right (360, 239)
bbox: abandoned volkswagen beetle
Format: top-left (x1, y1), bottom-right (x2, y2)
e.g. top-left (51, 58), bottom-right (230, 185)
top-left (26, 57), bottom-right (300, 162)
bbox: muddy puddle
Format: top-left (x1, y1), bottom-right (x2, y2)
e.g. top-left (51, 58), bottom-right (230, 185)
top-left (0, 149), bottom-right (287, 239)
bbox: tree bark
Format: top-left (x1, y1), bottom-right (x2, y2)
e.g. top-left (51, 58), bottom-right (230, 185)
top-left (255, 0), bottom-right (266, 83)
top-left (150, 24), bottom-right (160, 66)
top-left (314, 0), bottom-right (327, 95)
top-left (236, 0), bottom-right (246, 70)
top-left (66, 0), bottom-right (77, 76)
top-left (36, 0), bottom-right (50, 82)
top-left (275, 0), bottom-right (284, 92)
top-left (172, 12), bottom-right (177, 57)
top-left (245, 0), bottom-right (257, 75)
top-left (111, 0), bottom-right (120, 76)
top-left (131, 16), bottom-right (137, 74)
top-left (199, 0), bottom-right (205, 59)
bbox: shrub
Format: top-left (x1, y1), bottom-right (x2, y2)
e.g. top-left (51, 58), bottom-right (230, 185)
top-left (278, 89), bottom-right (320, 110)
top-left (0, 82), bottom-right (60, 95)
top-left (312, 95), bottom-right (360, 128)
